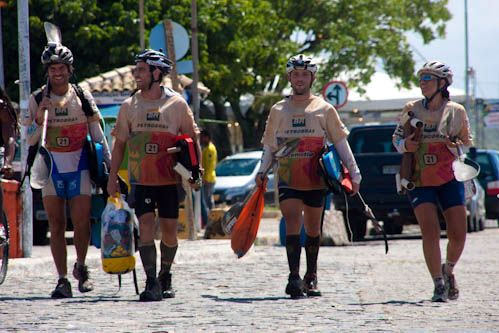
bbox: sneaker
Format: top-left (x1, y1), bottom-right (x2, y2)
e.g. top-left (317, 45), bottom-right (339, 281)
top-left (285, 274), bottom-right (306, 299)
top-left (72, 263), bottom-right (94, 293)
top-left (51, 278), bottom-right (73, 299)
top-left (304, 273), bottom-right (322, 297)
top-left (139, 277), bottom-right (163, 302)
top-left (431, 284), bottom-right (448, 302)
top-left (158, 271), bottom-right (176, 299)
top-left (442, 264), bottom-right (459, 300)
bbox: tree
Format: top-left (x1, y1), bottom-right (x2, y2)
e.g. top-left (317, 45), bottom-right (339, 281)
top-left (275, 0), bottom-right (451, 90)
top-left (2, 0), bottom-right (451, 156)
top-left (2, 0), bottom-right (164, 100)
top-left (193, 0), bottom-right (451, 156)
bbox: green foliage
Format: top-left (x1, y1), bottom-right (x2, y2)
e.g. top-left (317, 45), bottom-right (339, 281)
top-left (2, 0), bottom-right (450, 151)
top-left (2, 0), bottom-right (164, 99)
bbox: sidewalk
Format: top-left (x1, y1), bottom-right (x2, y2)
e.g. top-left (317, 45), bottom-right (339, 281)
top-left (8, 217), bottom-right (283, 275)
top-left (2, 226), bottom-right (499, 331)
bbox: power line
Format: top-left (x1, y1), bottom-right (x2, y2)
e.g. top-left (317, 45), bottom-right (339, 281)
top-left (409, 43), bottom-right (428, 63)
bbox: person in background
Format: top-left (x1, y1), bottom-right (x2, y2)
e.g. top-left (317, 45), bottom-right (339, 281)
top-left (200, 129), bottom-right (217, 227)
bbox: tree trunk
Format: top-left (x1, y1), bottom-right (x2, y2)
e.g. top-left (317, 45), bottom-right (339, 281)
top-left (212, 98), bottom-right (233, 159)
top-left (228, 99), bottom-right (259, 149)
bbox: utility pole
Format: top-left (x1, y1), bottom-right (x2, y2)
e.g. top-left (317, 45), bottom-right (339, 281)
top-left (464, 0), bottom-right (470, 113)
top-left (191, 0), bottom-right (202, 235)
top-left (17, 0), bottom-right (32, 257)
top-left (470, 67), bottom-right (479, 147)
top-left (0, 4), bottom-right (5, 89)
top-left (139, 0), bottom-right (145, 49)
top-left (191, 0), bottom-right (200, 122)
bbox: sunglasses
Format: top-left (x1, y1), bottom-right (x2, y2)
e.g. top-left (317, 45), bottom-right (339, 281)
top-left (419, 74), bottom-right (437, 82)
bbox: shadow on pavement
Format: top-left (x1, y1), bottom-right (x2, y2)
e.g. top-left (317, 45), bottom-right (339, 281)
top-left (64, 295), bottom-right (131, 303)
top-left (202, 294), bottom-right (290, 303)
top-left (0, 296), bottom-right (54, 301)
top-left (350, 300), bottom-right (427, 307)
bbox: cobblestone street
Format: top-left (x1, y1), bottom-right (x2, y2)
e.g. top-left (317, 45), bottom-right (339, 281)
top-left (1, 220), bottom-right (499, 332)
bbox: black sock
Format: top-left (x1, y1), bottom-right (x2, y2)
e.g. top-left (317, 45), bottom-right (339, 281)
top-left (139, 244), bottom-right (157, 278)
top-left (286, 235), bottom-right (302, 277)
top-left (305, 235), bottom-right (320, 276)
top-left (160, 242), bottom-right (178, 275)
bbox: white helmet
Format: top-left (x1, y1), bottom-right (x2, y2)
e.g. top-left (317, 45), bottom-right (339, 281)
top-left (286, 54), bottom-right (318, 74)
top-left (417, 61), bottom-right (453, 85)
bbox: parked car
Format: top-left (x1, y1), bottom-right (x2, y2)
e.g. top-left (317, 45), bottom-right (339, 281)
top-left (331, 124), bottom-right (486, 240)
top-left (468, 148), bottom-right (499, 224)
top-left (465, 178), bottom-right (486, 232)
top-left (213, 150), bottom-right (274, 205)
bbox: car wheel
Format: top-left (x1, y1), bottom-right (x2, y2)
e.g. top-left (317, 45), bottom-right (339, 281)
top-left (33, 219), bottom-right (49, 245)
top-left (384, 220), bottom-right (403, 235)
top-left (478, 218), bottom-right (484, 231)
top-left (466, 216), bottom-right (474, 233)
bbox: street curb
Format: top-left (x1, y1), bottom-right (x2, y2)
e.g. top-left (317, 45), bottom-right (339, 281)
top-left (8, 252), bottom-right (102, 275)
top-left (262, 210), bottom-right (281, 219)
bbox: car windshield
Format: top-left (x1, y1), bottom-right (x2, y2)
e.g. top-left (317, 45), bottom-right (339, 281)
top-left (349, 128), bottom-right (398, 154)
top-left (216, 158), bottom-right (259, 176)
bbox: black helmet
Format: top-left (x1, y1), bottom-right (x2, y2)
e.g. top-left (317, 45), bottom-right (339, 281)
top-left (135, 49), bottom-right (172, 74)
top-left (41, 43), bottom-right (73, 65)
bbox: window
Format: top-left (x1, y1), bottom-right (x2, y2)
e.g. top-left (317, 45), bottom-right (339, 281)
top-left (215, 158), bottom-right (259, 176)
top-left (349, 128), bottom-right (398, 154)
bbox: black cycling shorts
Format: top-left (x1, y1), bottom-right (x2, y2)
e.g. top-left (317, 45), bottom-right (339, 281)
top-left (278, 187), bottom-right (326, 208)
top-left (130, 185), bottom-right (179, 219)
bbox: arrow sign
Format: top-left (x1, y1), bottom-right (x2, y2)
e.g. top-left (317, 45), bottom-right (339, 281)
top-left (322, 80), bottom-right (348, 109)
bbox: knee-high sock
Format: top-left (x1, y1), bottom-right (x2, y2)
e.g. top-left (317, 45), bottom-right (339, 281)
top-left (286, 235), bottom-right (302, 277)
top-left (305, 235), bottom-right (320, 276)
top-left (139, 243), bottom-right (157, 278)
top-left (160, 241), bottom-right (178, 275)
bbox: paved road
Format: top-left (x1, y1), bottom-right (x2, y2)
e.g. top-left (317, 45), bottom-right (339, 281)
top-left (1, 220), bottom-right (499, 332)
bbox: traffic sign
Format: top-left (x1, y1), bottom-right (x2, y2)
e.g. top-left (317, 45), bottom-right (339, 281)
top-left (322, 80), bottom-right (348, 109)
top-left (150, 21), bottom-right (190, 61)
top-left (484, 111), bottom-right (499, 128)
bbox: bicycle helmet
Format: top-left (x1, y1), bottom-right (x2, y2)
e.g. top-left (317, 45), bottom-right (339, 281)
top-left (417, 61), bottom-right (453, 86)
top-left (41, 43), bottom-right (73, 65)
top-left (286, 54), bottom-right (318, 74)
top-left (135, 49), bottom-right (172, 74)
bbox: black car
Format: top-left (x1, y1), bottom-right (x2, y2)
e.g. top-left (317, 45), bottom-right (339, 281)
top-left (468, 148), bottom-right (499, 224)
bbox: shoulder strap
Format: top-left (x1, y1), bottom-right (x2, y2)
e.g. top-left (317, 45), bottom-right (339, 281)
top-left (34, 89), bottom-right (44, 106)
top-left (71, 83), bottom-right (95, 118)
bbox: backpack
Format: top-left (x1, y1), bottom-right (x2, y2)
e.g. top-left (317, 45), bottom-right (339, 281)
top-left (32, 84), bottom-right (106, 189)
top-left (318, 144), bottom-right (353, 195)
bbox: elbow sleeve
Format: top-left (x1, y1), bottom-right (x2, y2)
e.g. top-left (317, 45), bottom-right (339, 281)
top-left (335, 138), bottom-right (362, 184)
top-left (258, 145), bottom-right (273, 174)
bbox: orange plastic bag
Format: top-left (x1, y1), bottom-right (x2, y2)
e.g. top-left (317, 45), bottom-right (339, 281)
top-left (230, 182), bottom-right (266, 258)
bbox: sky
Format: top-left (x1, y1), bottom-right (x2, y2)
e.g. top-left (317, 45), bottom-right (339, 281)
top-left (406, 0), bottom-right (499, 99)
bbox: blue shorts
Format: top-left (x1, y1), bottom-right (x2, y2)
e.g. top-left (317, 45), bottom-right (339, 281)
top-left (42, 149), bottom-right (91, 199)
top-left (407, 178), bottom-right (465, 211)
